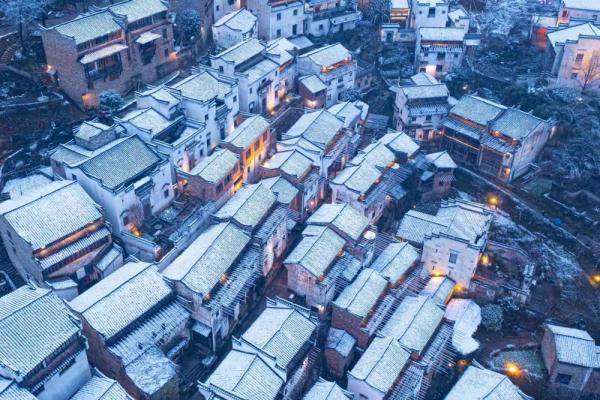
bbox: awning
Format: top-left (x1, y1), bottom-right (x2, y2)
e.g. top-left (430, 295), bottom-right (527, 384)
top-left (79, 43), bottom-right (128, 64)
top-left (136, 31), bottom-right (162, 44)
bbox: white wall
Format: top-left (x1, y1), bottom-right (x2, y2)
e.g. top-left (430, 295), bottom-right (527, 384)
top-left (347, 376), bottom-right (384, 400)
top-left (37, 352), bottom-right (91, 400)
top-left (421, 236), bottom-right (480, 287)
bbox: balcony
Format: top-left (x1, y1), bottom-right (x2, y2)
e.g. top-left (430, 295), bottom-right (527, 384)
top-left (141, 47), bottom-right (156, 65)
top-left (86, 63), bottom-right (123, 82)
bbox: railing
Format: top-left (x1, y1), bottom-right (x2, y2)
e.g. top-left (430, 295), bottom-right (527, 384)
top-left (86, 63), bottom-right (123, 82)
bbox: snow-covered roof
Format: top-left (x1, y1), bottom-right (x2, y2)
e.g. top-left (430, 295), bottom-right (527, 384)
top-left (331, 162), bottom-right (381, 195)
top-left (380, 130), bottom-right (420, 157)
top-left (391, 0), bottom-right (409, 9)
top-left (425, 151), bottom-right (457, 169)
top-left (124, 345), bottom-right (177, 396)
top-left (307, 203), bottom-right (369, 241)
top-left (445, 299), bottom-right (481, 355)
top-left (449, 95), bottom-right (506, 127)
top-left (240, 298), bottom-right (317, 370)
top-left (214, 183), bottom-right (277, 229)
top-left (0, 180), bottom-right (102, 250)
top-left (245, 57), bottom-right (279, 84)
top-left (75, 121), bottom-right (113, 141)
top-left (214, 8), bottom-right (257, 33)
top-left (409, 72), bottom-right (439, 85)
top-left (445, 364), bottom-right (532, 400)
top-left (326, 328), bottom-right (356, 357)
top-left (380, 295), bottom-right (444, 353)
top-left (300, 43), bottom-right (350, 68)
top-left (334, 269), bottom-right (388, 319)
top-left (1, 174), bottom-right (52, 200)
top-left (169, 69), bottom-right (236, 103)
top-left (350, 141), bottom-right (395, 170)
top-left (259, 176), bottom-right (299, 204)
top-left (69, 261), bottom-right (175, 339)
top-left (546, 324), bottom-right (599, 368)
top-left (371, 242), bottom-right (419, 283)
top-left (401, 83), bottom-right (449, 100)
top-left (262, 150), bottom-right (313, 179)
top-left (299, 74), bottom-right (327, 94)
top-left (489, 108), bottom-right (545, 140)
top-left (215, 38), bottom-right (265, 66)
top-left (288, 35), bottom-right (314, 51)
top-left (348, 336), bottom-right (410, 394)
top-left (562, 0), bottom-right (600, 12)
top-left (396, 199), bottom-right (493, 247)
top-left (201, 350), bottom-right (285, 400)
top-left (163, 222), bottom-right (250, 295)
top-left (189, 148), bottom-right (239, 183)
top-left (118, 107), bottom-right (174, 135)
top-left (266, 38), bottom-right (295, 66)
top-left (418, 27), bottom-right (465, 42)
top-left (327, 101), bottom-right (369, 128)
top-left (0, 286), bottom-right (82, 378)
top-left (283, 110), bottom-right (343, 150)
top-left (302, 378), bottom-right (351, 400)
top-left (284, 226), bottom-right (346, 277)
top-left (0, 378), bottom-right (36, 400)
top-left (70, 372), bottom-right (132, 400)
top-left (224, 115), bottom-right (269, 149)
top-left (421, 276), bottom-right (455, 304)
top-left (108, 0), bottom-right (168, 23)
top-left (137, 86), bottom-right (180, 108)
top-left (448, 6), bottom-right (469, 23)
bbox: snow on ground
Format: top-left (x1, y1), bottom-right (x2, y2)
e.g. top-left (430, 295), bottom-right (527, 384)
top-left (476, 0), bottom-right (531, 37)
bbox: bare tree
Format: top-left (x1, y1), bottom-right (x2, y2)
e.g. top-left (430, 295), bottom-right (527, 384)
top-left (579, 52), bottom-right (600, 94)
top-left (0, 0), bottom-right (52, 49)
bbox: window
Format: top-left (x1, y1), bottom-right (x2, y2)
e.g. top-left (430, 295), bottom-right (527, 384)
top-left (571, 72), bottom-right (578, 79)
top-left (216, 5), bottom-right (220, 11)
top-left (164, 48), bottom-right (168, 57)
top-left (425, 115), bottom-right (432, 121)
top-left (319, 24), bottom-right (324, 31)
top-left (162, 28), bottom-right (168, 39)
top-left (250, 87), bottom-right (253, 94)
top-left (437, 52), bottom-right (445, 60)
top-left (556, 374), bottom-right (572, 385)
top-left (575, 53), bottom-right (584, 64)
top-left (292, 24), bottom-right (297, 35)
top-left (276, 29), bottom-right (281, 37)
top-left (122, 215), bottom-right (130, 226)
top-left (277, 12), bottom-right (281, 20)
top-left (164, 189), bottom-right (170, 198)
top-left (436, 64), bottom-right (443, 72)
top-left (449, 251), bottom-right (459, 264)
top-left (293, 9), bottom-right (298, 16)
top-left (233, 95), bottom-right (237, 102)
top-left (205, 114), bottom-right (209, 121)
top-left (428, 7), bottom-right (435, 17)
top-left (561, 10), bottom-right (568, 17)
top-left (219, 66), bottom-right (224, 73)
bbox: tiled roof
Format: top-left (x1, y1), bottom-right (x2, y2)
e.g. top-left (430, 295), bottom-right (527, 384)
top-left (546, 324), bottom-right (599, 368)
top-left (241, 299), bottom-right (317, 370)
top-left (307, 203), bottom-right (369, 241)
top-left (562, 0), bottom-right (600, 11)
top-left (380, 295), bottom-right (444, 353)
top-left (0, 379), bottom-right (36, 400)
top-left (69, 262), bottom-right (173, 340)
top-left (331, 162), bottom-right (381, 195)
top-left (449, 95), bottom-right (506, 127)
top-left (79, 136), bottom-right (162, 190)
top-left (299, 75), bottom-right (327, 93)
top-left (489, 108), bottom-right (544, 140)
top-left (334, 269), bottom-right (387, 319)
top-left (259, 176), bottom-right (299, 204)
top-left (1, 174), bottom-right (52, 199)
top-left (118, 107), bottom-right (173, 135)
top-left (444, 299), bottom-right (481, 355)
top-left (214, 183), bottom-right (277, 228)
top-left (326, 328), bottom-right (356, 358)
top-left (284, 226), bottom-right (345, 277)
top-left (425, 151), bottom-right (457, 169)
top-left (0, 180), bottom-right (102, 250)
top-left (419, 27), bottom-right (465, 41)
top-left (445, 364), bottom-right (532, 400)
top-left (349, 336), bottom-right (410, 394)
top-left (284, 110), bottom-right (343, 150)
top-left (214, 8), bottom-right (257, 32)
top-left (202, 350), bottom-right (284, 400)
top-left (124, 346), bottom-right (177, 396)
top-left (109, 0), bottom-right (167, 23)
top-left (169, 69), bottom-right (236, 102)
top-left (262, 150), bottom-right (313, 178)
top-left (189, 148), bottom-right (239, 183)
top-left (0, 286), bottom-right (81, 378)
top-left (547, 23), bottom-right (600, 48)
top-left (421, 276), bottom-right (455, 304)
top-left (380, 130), bottom-right (420, 157)
top-left (51, 11), bottom-right (121, 44)
top-left (327, 101), bottom-right (369, 129)
top-left (371, 242), bottom-right (419, 283)
top-left (163, 222), bottom-right (250, 295)
top-left (400, 84), bottom-right (448, 100)
top-left (215, 38), bottom-right (265, 66)
top-left (350, 141), bottom-right (395, 170)
top-left (76, 121), bottom-right (113, 141)
top-left (301, 43), bottom-right (350, 67)
top-left (303, 379), bottom-right (351, 400)
top-left (70, 372), bottom-right (132, 400)
top-left (223, 115), bottom-right (269, 149)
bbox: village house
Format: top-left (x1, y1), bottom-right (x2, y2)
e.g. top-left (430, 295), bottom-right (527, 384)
top-left (445, 362), bottom-right (533, 399)
top-left (370, 241), bottom-right (420, 286)
top-left (414, 150), bottom-right (457, 199)
top-left (410, 0), bottom-right (450, 29)
top-left (441, 95), bottom-right (552, 182)
top-left (530, 0), bottom-right (600, 49)
top-left (443, 298), bottom-right (481, 355)
top-left (415, 27), bottom-right (468, 78)
top-left (328, 100), bottom-right (370, 134)
top-left (68, 261), bottom-right (190, 399)
top-left (199, 298), bottom-right (319, 399)
top-left (212, 9), bottom-right (258, 50)
top-left (331, 268), bottom-right (389, 349)
top-left (545, 23), bottom-right (600, 94)
top-left (50, 128), bottom-right (177, 261)
top-left (42, 0), bottom-right (176, 109)
top-left (330, 131), bottom-right (416, 223)
top-left (212, 0), bottom-right (242, 23)
top-left (324, 328), bottom-right (357, 379)
top-left (246, 0), bottom-right (305, 41)
top-left (302, 378), bottom-right (352, 399)
top-left (380, 129), bottom-right (422, 162)
top-left (299, 75), bottom-right (328, 109)
top-left (297, 43), bottom-right (356, 106)
top-left (210, 38), bottom-right (293, 115)
top-left (70, 369), bottom-right (132, 400)
top-left (0, 180), bottom-right (121, 300)
top-left (303, 0), bottom-right (362, 38)
top-left (184, 148), bottom-right (241, 205)
top-left (285, 202), bottom-right (373, 308)
top-left (0, 285), bottom-right (92, 400)
top-left (347, 336), bottom-right (411, 400)
top-left (541, 324), bottom-right (600, 397)
top-left (397, 198), bottom-right (493, 287)
top-left (394, 72), bottom-right (452, 144)
top-left (381, 0), bottom-right (411, 44)
top-left (221, 115), bottom-right (272, 183)
top-left (267, 37), bottom-right (300, 101)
